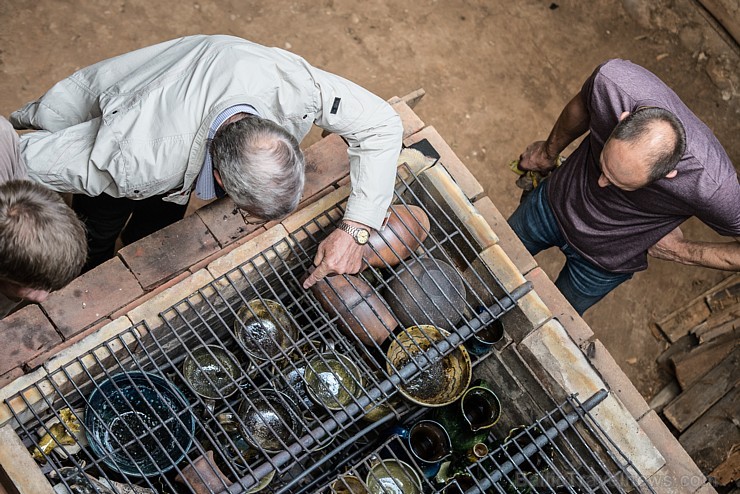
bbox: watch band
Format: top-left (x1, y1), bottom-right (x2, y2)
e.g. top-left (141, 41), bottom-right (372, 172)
top-left (338, 222), bottom-right (369, 245)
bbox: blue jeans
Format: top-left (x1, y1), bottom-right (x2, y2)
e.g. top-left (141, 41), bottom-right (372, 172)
top-left (507, 181), bottom-right (632, 315)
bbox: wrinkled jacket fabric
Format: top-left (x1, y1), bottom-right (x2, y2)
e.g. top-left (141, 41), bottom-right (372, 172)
top-left (11, 35), bottom-right (403, 229)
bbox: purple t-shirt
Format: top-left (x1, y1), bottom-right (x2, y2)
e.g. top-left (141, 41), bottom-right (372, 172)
top-left (547, 59), bottom-right (740, 273)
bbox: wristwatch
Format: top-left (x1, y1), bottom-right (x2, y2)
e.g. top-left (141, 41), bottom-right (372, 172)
top-left (337, 222), bottom-right (370, 245)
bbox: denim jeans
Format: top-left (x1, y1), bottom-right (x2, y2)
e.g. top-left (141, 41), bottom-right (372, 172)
top-left (507, 180), bottom-right (632, 315)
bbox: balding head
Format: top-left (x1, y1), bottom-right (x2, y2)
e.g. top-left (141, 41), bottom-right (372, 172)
top-left (610, 107), bottom-right (686, 183)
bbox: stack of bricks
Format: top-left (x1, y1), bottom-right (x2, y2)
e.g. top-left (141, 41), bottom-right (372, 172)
top-left (0, 95), bottom-right (714, 494)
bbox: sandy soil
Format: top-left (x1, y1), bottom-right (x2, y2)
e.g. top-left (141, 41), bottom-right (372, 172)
top-left (1, 0), bottom-right (738, 400)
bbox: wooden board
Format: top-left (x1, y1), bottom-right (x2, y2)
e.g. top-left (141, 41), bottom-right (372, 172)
top-left (672, 331), bottom-right (738, 389)
top-left (679, 386), bottom-right (740, 474)
top-left (709, 448), bottom-right (740, 486)
top-left (663, 347), bottom-right (739, 432)
top-left (656, 274), bottom-right (739, 343)
top-left (691, 302), bottom-right (740, 343)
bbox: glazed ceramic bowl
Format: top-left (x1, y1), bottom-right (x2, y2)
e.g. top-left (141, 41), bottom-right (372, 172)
top-left (304, 353), bottom-right (362, 411)
top-left (366, 459), bottom-right (422, 494)
top-left (85, 371), bottom-right (195, 477)
top-left (386, 325), bottom-right (471, 407)
top-left (238, 389), bottom-right (300, 453)
top-left (330, 474), bottom-right (368, 494)
top-left (182, 345), bottom-right (242, 400)
top-left (384, 258), bottom-right (466, 330)
top-left (311, 274), bottom-right (398, 346)
top-left (363, 205), bottom-right (430, 269)
top-left (235, 299), bottom-right (298, 361)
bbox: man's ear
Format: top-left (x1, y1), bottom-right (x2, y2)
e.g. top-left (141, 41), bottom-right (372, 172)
top-left (619, 111), bottom-right (630, 121)
top-left (213, 169), bottom-right (224, 187)
top-left (665, 169), bottom-right (678, 179)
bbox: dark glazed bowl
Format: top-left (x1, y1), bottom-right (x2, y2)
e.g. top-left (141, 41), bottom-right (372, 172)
top-left (84, 372), bottom-right (195, 477)
top-left (384, 257), bottom-right (466, 329)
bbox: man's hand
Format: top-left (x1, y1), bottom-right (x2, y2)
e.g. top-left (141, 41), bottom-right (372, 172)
top-left (302, 221), bottom-right (368, 289)
top-left (518, 141), bottom-right (559, 174)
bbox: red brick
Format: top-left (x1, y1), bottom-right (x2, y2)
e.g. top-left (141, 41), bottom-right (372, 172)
top-left (110, 271), bottom-right (192, 320)
top-left (302, 134), bottom-right (350, 201)
top-left (195, 196), bottom-right (262, 247)
top-left (119, 214), bottom-right (220, 290)
top-left (23, 318), bottom-right (113, 373)
top-left (0, 306), bottom-right (61, 375)
top-left (474, 196), bottom-right (537, 275)
top-left (391, 100), bottom-right (426, 138)
top-left (41, 257), bottom-right (143, 339)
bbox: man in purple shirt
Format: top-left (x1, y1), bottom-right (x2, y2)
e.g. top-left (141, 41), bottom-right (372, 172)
top-left (509, 59), bottom-right (740, 314)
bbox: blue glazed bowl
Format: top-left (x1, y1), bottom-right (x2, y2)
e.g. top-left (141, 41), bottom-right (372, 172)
top-left (84, 371), bottom-right (195, 477)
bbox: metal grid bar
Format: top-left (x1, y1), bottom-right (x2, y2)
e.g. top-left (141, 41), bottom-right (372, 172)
top-left (5, 162), bottom-right (531, 494)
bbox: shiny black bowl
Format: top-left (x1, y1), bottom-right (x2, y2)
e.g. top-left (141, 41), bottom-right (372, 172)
top-left (85, 371), bottom-right (195, 477)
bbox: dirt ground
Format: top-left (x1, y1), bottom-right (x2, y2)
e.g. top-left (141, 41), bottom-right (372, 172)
top-left (1, 0), bottom-right (738, 401)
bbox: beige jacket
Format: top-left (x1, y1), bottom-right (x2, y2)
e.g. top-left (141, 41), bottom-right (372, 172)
top-left (11, 35), bottom-right (402, 229)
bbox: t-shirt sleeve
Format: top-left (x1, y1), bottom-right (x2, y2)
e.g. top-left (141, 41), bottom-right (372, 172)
top-left (695, 176), bottom-right (740, 237)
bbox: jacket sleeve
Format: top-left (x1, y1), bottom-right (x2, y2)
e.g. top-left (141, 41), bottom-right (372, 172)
top-left (10, 38), bottom-right (187, 132)
top-left (309, 67), bottom-right (403, 230)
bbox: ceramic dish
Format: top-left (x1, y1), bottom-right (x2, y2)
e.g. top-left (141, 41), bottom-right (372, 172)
top-left (235, 299), bottom-right (298, 361)
top-left (366, 459), bottom-right (422, 494)
top-left (85, 371), bottom-right (195, 477)
top-left (238, 389), bottom-right (300, 453)
top-left (182, 345), bottom-right (242, 400)
top-left (304, 353), bottom-right (362, 411)
top-left (386, 325), bottom-right (471, 407)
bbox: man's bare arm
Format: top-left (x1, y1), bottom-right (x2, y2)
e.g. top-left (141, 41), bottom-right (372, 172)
top-left (648, 227), bottom-right (740, 271)
top-left (519, 93), bottom-right (591, 173)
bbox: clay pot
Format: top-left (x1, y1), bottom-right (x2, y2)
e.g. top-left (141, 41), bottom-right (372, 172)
top-left (384, 257), bottom-right (466, 329)
top-left (311, 274), bottom-right (398, 346)
top-left (363, 205), bottom-right (430, 269)
top-left (176, 451), bottom-right (230, 494)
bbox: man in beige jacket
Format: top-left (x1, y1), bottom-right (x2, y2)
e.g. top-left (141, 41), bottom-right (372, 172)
top-left (12, 35), bottom-right (403, 285)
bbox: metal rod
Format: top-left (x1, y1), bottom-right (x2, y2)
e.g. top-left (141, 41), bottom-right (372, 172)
top-left (462, 390), bottom-right (609, 494)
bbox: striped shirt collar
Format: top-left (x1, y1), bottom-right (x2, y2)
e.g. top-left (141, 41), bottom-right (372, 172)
top-left (195, 104), bottom-right (259, 200)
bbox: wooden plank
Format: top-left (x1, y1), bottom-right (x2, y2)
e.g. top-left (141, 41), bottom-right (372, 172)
top-left (657, 298), bottom-right (711, 343)
top-left (709, 448), bottom-right (739, 486)
top-left (656, 333), bottom-right (696, 370)
top-left (648, 380), bottom-right (681, 413)
top-left (672, 331), bottom-right (738, 389)
top-left (691, 301), bottom-right (740, 341)
top-left (656, 274), bottom-right (739, 343)
top-left (705, 276), bottom-right (740, 311)
top-left (663, 347), bottom-right (740, 432)
top-left (679, 387), bottom-right (740, 474)
top-left (696, 0), bottom-right (740, 46)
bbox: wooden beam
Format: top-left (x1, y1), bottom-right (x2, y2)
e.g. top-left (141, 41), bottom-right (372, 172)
top-left (663, 347), bottom-right (739, 432)
top-left (680, 387), bottom-right (740, 474)
top-left (671, 330), bottom-right (738, 389)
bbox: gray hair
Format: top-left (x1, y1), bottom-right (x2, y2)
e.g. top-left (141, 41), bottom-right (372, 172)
top-left (210, 117), bottom-right (305, 220)
top-left (611, 107), bottom-right (687, 183)
top-left (0, 180), bottom-right (87, 291)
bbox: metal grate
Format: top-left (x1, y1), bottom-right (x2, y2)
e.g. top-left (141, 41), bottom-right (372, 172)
top-left (5, 161), bottom-right (536, 493)
top-left (319, 390), bottom-right (657, 494)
